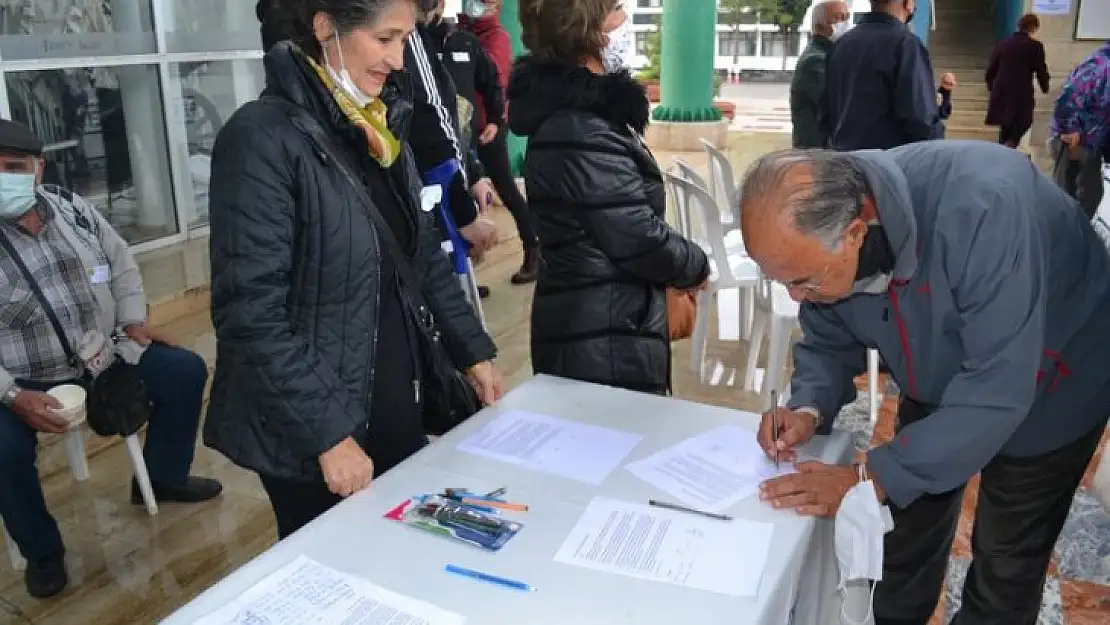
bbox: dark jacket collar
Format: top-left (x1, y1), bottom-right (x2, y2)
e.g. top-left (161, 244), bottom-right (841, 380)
top-left (456, 14), bottom-right (501, 37)
top-left (507, 55), bottom-right (650, 137)
top-left (261, 42), bottom-right (414, 142)
top-left (860, 12), bottom-right (906, 27)
top-left (845, 150), bottom-right (919, 283)
top-left (810, 34), bottom-right (835, 51)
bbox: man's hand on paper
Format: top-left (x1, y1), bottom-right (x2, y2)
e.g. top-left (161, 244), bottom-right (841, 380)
top-left (319, 437), bottom-right (374, 497)
top-left (758, 461), bottom-right (857, 517)
top-left (756, 407), bottom-right (817, 462)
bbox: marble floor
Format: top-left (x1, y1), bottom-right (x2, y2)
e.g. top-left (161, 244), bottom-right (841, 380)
top-left (1, 134), bottom-right (1107, 624)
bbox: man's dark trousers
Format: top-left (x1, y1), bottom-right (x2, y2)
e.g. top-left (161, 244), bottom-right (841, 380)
top-left (873, 398), bottom-right (1106, 625)
top-left (0, 344), bottom-right (206, 562)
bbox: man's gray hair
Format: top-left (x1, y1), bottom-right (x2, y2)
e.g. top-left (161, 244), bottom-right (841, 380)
top-left (739, 149), bottom-right (870, 249)
top-left (810, 1), bottom-right (840, 31)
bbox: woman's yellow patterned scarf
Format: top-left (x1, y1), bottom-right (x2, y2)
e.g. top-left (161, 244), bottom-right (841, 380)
top-left (304, 54), bottom-right (401, 169)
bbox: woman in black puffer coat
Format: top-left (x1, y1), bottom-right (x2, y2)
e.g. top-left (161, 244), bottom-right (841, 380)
top-left (508, 0), bottom-right (710, 395)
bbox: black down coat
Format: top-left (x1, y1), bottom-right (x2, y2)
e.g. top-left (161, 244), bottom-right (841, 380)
top-left (508, 58), bottom-right (710, 395)
top-left (204, 44), bottom-right (496, 481)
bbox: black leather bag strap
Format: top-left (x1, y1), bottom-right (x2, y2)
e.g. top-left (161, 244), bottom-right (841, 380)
top-left (261, 96), bottom-right (432, 318)
top-left (0, 227), bottom-right (84, 371)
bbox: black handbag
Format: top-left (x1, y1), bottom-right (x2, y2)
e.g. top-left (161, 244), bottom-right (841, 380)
top-left (0, 229), bottom-right (152, 437)
top-left (263, 96), bottom-right (481, 435)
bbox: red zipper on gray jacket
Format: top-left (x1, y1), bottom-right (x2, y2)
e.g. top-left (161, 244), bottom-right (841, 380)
top-left (888, 280), bottom-right (920, 399)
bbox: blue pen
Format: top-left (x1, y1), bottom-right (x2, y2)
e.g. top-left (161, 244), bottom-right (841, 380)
top-left (444, 564), bottom-right (536, 592)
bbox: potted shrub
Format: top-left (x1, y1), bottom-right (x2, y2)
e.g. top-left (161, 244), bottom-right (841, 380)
top-left (637, 29), bottom-right (662, 102)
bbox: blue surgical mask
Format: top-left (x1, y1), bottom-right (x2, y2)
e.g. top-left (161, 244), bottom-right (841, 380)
top-left (0, 172), bottom-right (38, 220)
top-left (463, 0), bottom-right (488, 17)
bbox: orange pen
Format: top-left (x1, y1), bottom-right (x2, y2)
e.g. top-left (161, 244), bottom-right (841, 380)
top-left (462, 498), bottom-right (529, 512)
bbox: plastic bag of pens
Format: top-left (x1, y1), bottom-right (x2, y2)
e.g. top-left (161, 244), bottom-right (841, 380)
top-left (384, 494), bottom-right (523, 551)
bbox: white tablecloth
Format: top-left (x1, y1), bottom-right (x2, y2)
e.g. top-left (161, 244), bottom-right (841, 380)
top-left (162, 375), bottom-right (855, 625)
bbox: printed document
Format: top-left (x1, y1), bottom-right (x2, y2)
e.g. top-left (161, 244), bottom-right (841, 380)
top-left (192, 556), bottom-right (465, 625)
top-left (456, 410), bottom-right (643, 484)
top-left (626, 424), bottom-right (798, 512)
top-left (553, 497), bottom-right (774, 597)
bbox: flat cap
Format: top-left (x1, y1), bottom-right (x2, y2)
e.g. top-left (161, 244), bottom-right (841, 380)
top-left (0, 119), bottom-right (43, 157)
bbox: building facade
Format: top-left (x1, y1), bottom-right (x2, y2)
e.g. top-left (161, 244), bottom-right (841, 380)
top-left (0, 0), bottom-right (262, 253)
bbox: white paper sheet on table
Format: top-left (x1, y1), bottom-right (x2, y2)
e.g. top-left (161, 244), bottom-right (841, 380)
top-left (456, 410), bottom-right (643, 484)
top-left (553, 497), bottom-right (774, 597)
top-left (625, 423), bottom-right (800, 512)
top-left (191, 555), bottom-right (466, 625)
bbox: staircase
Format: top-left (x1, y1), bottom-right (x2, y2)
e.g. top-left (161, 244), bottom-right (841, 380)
top-left (929, 0), bottom-right (997, 142)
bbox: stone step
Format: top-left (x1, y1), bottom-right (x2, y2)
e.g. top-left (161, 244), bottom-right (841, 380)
top-left (946, 124), bottom-right (1000, 142)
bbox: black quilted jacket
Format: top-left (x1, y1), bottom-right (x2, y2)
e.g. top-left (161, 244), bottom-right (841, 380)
top-left (508, 58), bottom-right (709, 395)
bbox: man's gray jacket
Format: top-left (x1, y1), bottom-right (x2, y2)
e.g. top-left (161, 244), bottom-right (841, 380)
top-left (788, 140), bottom-right (1110, 509)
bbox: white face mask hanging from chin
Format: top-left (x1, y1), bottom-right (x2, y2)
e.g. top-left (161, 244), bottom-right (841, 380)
top-left (322, 26), bottom-right (376, 108)
top-left (834, 464), bottom-right (895, 625)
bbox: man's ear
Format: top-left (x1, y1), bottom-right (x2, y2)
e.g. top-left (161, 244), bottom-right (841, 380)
top-left (842, 216), bottom-right (869, 253)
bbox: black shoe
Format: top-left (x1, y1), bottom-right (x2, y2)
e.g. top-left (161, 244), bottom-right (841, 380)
top-left (510, 246), bottom-right (540, 285)
top-left (25, 555), bottom-right (67, 598)
top-left (477, 285), bottom-right (491, 299)
top-left (131, 476), bottom-right (223, 505)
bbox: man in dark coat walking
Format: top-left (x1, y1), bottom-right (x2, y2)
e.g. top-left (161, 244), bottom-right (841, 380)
top-left (986, 13), bottom-right (1051, 147)
top-left (790, 0), bottom-right (850, 148)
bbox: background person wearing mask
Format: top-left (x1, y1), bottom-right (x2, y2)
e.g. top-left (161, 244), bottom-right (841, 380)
top-left (207, 0), bottom-right (503, 539)
top-left (986, 13), bottom-right (1051, 148)
top-left (739, 144), bottom-right (1110, 625)
top-left (458, 0), bottom-right (542, 285)
top-left (824, 0), bottom-right (955, 150)
top-left (509, 0), bottom-right (710, 396)
top-left (790, 0), bottom-right (850, 148)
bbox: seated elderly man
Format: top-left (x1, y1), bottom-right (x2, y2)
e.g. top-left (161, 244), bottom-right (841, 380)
top-left (740, 142), bottom-right (1110, 624)
top-left (0, 119), bottom-right (221, 599)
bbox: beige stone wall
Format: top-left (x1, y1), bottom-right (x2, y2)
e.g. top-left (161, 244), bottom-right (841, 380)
top-left (1026, 1), bottom-right (1104, 159)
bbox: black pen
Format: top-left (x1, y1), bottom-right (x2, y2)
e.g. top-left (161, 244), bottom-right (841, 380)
top-left (649, 499), bottom-right (733, 521)
top-left (771, 389), bottom-right (779, 470)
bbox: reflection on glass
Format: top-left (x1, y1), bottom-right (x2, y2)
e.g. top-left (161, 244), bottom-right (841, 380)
top-left (161, 0), bottom-right (261, 53)
top-left (5, 65), bottom-right (178, 245)
top-left (169, 60), bottom-right (264, 228)
top-left (0, 1), bottom-right (155, 61)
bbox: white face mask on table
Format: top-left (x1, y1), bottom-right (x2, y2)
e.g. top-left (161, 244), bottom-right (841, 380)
top-left (833, 464), bottom-right (894, 625)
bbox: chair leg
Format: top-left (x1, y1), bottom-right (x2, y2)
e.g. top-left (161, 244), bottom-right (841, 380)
top-left (761, 316), bottom-right (792, 406)
top-left (125, 436), bottom-right (158, 516)
top-left (3, 523), bottom-right (25, 571)
top-left (738, 287), bottom-right (754, 341)
top-left (461, 260), bottom-right (487, 331)
top-left (868, 349), bottom-right (881, 425)
top-left (743, 306), bottom-right (768, 391)
top-left (63, 427), bottom-right (90, 482)
top-left (689, 290), bottom-right (713, 380)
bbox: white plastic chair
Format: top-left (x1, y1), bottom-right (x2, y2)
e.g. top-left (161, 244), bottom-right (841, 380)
top-left (743, 276), bottom-right (801, 404)
top-left (868, 348), bottom-right (881, 424)
top-left (664, 173), bottom-right (761, 382)
top-left (673, 157), bottom-right (737, 232)
top-left (699, 138), bottom-right (741, 227)
top-left (3, 428), bottom-right (157, 571)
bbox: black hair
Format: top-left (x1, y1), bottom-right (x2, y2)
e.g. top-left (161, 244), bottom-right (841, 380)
top-left (267, 0), bottom-right (414, 60)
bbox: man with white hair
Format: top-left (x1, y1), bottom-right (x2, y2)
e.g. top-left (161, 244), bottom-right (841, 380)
top-left (740, 140), bottom-right (1110, 624)
top-left (790, 0), bottom-right (850, 148)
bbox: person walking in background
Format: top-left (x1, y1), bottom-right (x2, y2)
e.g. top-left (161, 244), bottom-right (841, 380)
top-left (456, 0), bottom-right (542, 284)
top-left (1050, 40), bottom-right (1110, 219)
top-left (790, 0), bottom-right (850, 148)
top-left (986, 13), bottom-right (1050, 148)
top-left (509, 0), bottom-right (709, 395)
top-left (824, 0), bottom-right (956, 150)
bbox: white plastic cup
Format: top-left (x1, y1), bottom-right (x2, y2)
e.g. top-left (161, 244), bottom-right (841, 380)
top-left (47, 384), bottom-right (87, 427)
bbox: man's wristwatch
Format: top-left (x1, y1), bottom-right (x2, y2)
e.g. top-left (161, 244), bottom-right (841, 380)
top-left (1, 385), bottom-right (22, 407)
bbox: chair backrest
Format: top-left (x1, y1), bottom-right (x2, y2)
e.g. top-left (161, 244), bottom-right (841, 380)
top-left (699, 138), bottom-right (741, 226)
top-left (663, 165), bottom-right (692, 237)
top-left (664, 172), bottom-right (745, 287)
top-left (673, 157), bottom-right (711, 194)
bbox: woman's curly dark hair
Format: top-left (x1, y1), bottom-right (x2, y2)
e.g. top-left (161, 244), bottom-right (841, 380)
top-left (518, 0), bottom-right (620, 65)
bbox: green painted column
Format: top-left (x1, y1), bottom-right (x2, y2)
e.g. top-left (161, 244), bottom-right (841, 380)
top-left (500, 0), bottom-right (527, 174)
top-left (653, 0), bottom-right (721, 122)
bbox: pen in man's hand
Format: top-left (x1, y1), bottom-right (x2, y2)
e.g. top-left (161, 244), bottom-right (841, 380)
top-left (770, 390), bottom-right (779, 470)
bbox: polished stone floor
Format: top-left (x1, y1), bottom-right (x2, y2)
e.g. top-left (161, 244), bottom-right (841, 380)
top-left (1, 134), bottom-right (1107, 624)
